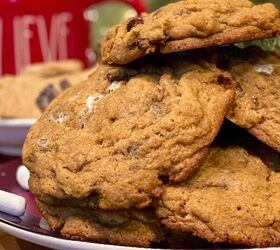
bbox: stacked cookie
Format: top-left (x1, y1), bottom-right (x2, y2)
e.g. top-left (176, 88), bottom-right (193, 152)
top-left (23, 0), bottom-right (280, 248)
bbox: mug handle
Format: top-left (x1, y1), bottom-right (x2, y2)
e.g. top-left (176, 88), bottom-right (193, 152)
top-left (83, 0), bottom-right (146, 14)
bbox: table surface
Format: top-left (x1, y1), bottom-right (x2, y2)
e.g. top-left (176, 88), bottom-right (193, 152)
top-left (0, 155), bottom-right (54, 250)
top-left (0, 231), bottom-right (54, 250)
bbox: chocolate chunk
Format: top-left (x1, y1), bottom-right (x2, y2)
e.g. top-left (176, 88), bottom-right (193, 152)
top-left (60, 79), bottom-right (72, 90)
top-left (106, 72), bottom-right (126, 82)
top-left (217, 75), bottom-right (232, 87)
top-left (236, 83), bottom-right (245, 98)
top-left (127, 16), bottom-right (144, 32)
top-left (158, 175), bottom-right (169, 185)
top-left (36, 84), bottom-right (59, 112)
top-left (106, 69), bottom-right (137, 82)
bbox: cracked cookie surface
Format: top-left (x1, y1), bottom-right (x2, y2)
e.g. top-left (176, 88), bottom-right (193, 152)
top-left (224, 47), bottom-right (280, 153)
top-left (23, 58), bottom-right (235, 210)
top-left (156, 147), bottom-right (280, 247)
top-left (101, 0), bottom-right (280, 65)
top-left (36, 199), bottom-right (165, 247)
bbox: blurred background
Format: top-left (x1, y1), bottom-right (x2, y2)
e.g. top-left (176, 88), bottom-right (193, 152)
top-left (89, 0), bottom-right (280, 54)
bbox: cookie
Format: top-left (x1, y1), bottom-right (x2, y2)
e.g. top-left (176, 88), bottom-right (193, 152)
top-left (21, 60), bottom-right (83, 78)
top-left (222, 46), bottom-right (280, 153)
top-left (23, 58), bottom-right (235, 210)
top-left (101, 0), bottom-right (280, 65)
top-left (36, 199), bottom-right (165, 247)
top-left (156, 147), bottom-right (280, 247)
top-left (214, 119), bottom-right (280, 172)
top-left (0, 61), bottom-right (91, 119)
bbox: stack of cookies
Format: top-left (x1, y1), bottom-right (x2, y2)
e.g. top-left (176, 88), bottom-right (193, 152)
top-left (23, 0), bottom-right (280, 248)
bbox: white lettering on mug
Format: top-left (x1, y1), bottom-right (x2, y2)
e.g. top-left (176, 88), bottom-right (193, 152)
top-left (58, 13), bottom-right (73, 60)
top-left (36, 15), bottom-right (57, 62)
top-left (6, 12), bottom-right (73, 75)
top-left (0, 18), bottom-right (3, 77)
top-left (36, 13), bottom-right (73, 62)
top-left (14, 15), bottom-right (36, 74)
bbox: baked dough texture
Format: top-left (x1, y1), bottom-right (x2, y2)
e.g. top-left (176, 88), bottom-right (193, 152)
top-left (157, 147), bottom-right (280, 247)
top-left (23, 59), bottom-right (235, 210)
top-left (102, 0), bottom-right (280, 65)
top-left (224, 47), bottom-right (280, 153)
top-left (36, 200), bottom-right (165, 247)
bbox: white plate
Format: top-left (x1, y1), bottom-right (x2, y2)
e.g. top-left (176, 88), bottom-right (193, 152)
top-left (0, 119), bottom-right (36, 156)
top-left (0, 222), bottom-right (150, 250)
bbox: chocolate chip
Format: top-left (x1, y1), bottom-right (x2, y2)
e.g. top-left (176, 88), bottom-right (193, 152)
top-left (127, 16), bottom-right (144, 32)
top-left (36, 84), bottom-right (59, 111)
top-left (236, 83), bottom-right (245, 98)
top-left (159, 175), bottom-right (169, 185)
top-left (60, 79), bottom-right (72, 90)
top-left (217, 75), bottom-right (232, 86)
top-left (106, 72), bottom-right (126, 82)
top-left (106, 69), bottom-right (137, 82)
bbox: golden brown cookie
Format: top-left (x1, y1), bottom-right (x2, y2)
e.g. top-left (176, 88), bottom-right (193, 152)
top-left (156, 146), bottom-right (280, 247)
top-left (36, 200), bottom-right (165, 247)
top-left (23, 58), bottom-right (235, 210)
top-left (213, 119), bottom-right (280, 172)
top-left (0, 61), bottom-right (91, 119)
top-left (223, 47), bottom-right (280, 153)
top-left (21, 60), bottom-right (83, 78)
top-left (101, 0), bottom-right (280, 65)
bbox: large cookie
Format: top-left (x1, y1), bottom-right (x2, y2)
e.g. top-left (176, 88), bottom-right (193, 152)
top-left (101, 0), bottom-right (280, 65)
top-left (23, 58), bottom-right (235, 210)
top-left (156, 147), bottom-right (280, 247)
top-left (36, 200), bottom-right (165, 247)
top-left (224, 47), bottom-right (280, 152)
top-left (0, 61), bottom-right (91, 119)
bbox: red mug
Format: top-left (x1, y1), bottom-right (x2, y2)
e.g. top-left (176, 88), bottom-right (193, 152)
top-left (0, 0), bottom-right (146, 76)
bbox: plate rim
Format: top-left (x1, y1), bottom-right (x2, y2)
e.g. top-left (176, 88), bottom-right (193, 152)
top-left (1, 219), bottom-right (279, 250)
top-left (0, 220), bottom-right (153, 250)
top-left (0, 118), bottom-right (36, 127)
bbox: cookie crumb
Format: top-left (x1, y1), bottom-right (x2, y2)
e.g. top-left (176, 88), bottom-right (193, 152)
top-left (37, 138), bottom-right (48, 150)
top-left (107, 81), bottom-right (121, 94)
top-left (49, 113), bottom-right (68, 124)
top-left (86, 94), bottom-right (103, 111)
top-left (254, 63), bottom-right (274, 75)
